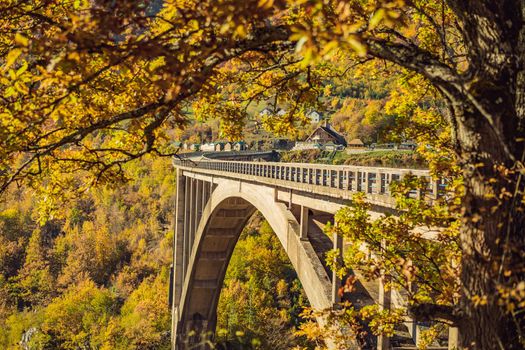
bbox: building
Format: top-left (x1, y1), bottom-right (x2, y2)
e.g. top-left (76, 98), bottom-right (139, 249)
top-left (259, 108), bottom-right (273, 116)
top-left (306, 110), bottom-right (323, 123)
top-left (324, 142), bottom-right (345, 151)
top-left (398, 142), bottom-right (417, 150)
top-left (172, 141), bottom-right (183, 149)
top-left (305, 121), bottom-right (347, 147)
top-left (214, 142), bottom-right (225, 152)
top-left (292, 142), bottom-right (323, 151)
top-left (189, 143), bottom-right (200, 151)
top-left (200, 143), bottom-right (215, 152)
top-left (259, 107), bottom-right (286, 117)
top-left (347, 138), bottom-right (366, 149)
top-left (224, 142), bottom-right (233, 151)
top-left (233, 141), bottom-right (246, 151)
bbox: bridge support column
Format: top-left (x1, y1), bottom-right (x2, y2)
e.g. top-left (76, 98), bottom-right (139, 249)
top-left (377, 240), bottom-right (391, 350)
top-left (448, 327), bottom-right (459, 350)
top-left (432, 179), bottom-right (439, 199)
top-left (195, 180), bottom-right (202, 229)
top-left (172, 169), bottom-right (186, 345)
top-left (331, 231), bottom-right (343, 304)
top-left (300, 206), bottom-right (309, 241)
top-left (377, 277), bottom-right (391, 349)
top-left (190, 179), bottom-right (197, 254)
top-left (183, 177), bottom-right (191, 283)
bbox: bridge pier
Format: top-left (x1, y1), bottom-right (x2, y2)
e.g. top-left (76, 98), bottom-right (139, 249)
top-left (172, 169), bottom-right (186, 345)
top-left (377, 268), bottom-right (392, 349)
top-left (331, 231), bottom-right (343, 305)
top-left (299, 205), bottom-right (309, 241)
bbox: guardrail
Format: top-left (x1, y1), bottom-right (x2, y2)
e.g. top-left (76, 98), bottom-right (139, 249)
top-left (173, 158), bottom-right (445, 200)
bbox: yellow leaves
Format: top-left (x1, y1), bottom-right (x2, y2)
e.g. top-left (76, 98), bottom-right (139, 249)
top-left (417, 325), bottom-right (443, 350)
top-left (360, 305), bottom-right (404, 337)
top-left (472, 294), bottom-right (488, 306)
top-left (347, 35), bottom-right (366, 57)
top-left (148, 57), bottom-right (166, 72)
top-left (14, 33), bottom-right (29, 47)
top-left (369, 7), bottom-right (402, 29)
top-left (67, 52), bottom-right (81, 62)
top-left (1, 58), bottom-right (32, 97)
top-left (323, 84), bottom-right (333, 97)
top-left (16, 61), bottom-right (28, 76)
top-left (369, 8), bottom-right (386, 29)
top-left (320, 40), bottom-right (339, 58)
top-left (234, 24), bottom-right (247, 38)
top-left (258, 0), bottom-right (274, 10)
top-left (3, 48), bottom-right (22, 72)
top-left (13, 81), bottom-right (29, 95)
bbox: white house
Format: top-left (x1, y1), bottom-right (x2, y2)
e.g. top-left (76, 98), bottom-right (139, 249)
top-left (259, 108), bottom-right (286, 117)
top-left (200, 143), bottom-right (215, 152)
top-left (306, 110), bottom-right (323, 123)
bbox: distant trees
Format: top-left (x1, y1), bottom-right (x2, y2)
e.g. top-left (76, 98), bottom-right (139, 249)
top-left (216, 216), bottom-right (311, 349)
top-left (0, 157), bottom-right (174, 349)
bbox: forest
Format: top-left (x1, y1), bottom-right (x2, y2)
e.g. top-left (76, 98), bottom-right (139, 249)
top-left (1, 0), bottom-right (524, 349)
top-left (0, 156), bottom-right (314, 349)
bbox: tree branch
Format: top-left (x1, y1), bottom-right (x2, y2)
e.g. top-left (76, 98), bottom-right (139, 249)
top-left (409, 303), bottom-right (462, 326)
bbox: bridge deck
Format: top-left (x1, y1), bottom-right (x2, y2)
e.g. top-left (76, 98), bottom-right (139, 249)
top-left (174, 158), bottom-right (442, 210)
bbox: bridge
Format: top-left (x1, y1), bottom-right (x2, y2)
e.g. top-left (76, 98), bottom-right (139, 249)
top-left (169, 156), bottom-right (454, 349)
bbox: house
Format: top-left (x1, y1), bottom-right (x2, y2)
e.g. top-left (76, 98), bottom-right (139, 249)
top-left (224, 142), bottom-right (233, 151)
top-left (250, 140), bottom-right (266, 151)
top-left (293, 142), bottom-right (323, 151)
top-left (189, 143), bottom-right (200, 151)
top-left (398, 142), bottom-right (417, 150)
top-left (306, 110), bottom-right (323, 123)
top-left (200, 143), bottom-right (215, 152)
top-left (233, 141), bottom-right (246, 151)
top-left (259, 108), bottom-right (286, 117)
top-left (259, 108), bottom-right (273, 116)
top-left (324, 142), bottom-right (345, 151)
top-left (347, 138), bottom-right (366, 149)
top-left (305, 121), bottom-right (347, 146)
top-left (214, 142), bottom-right (225, 151)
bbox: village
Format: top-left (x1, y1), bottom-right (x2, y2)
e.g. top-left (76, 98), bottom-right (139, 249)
top-left (176, 108), bottom-right (416, 154)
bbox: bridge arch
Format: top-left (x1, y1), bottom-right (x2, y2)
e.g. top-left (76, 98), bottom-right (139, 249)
top-left (170, 158), bottom-right (455, 350)
top-left (173, 177), bottom-right (333, 347)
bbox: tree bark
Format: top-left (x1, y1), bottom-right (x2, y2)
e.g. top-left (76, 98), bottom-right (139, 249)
top-left (444, 2), bottom-right (525, 347)
top-left (452, 97), bottom-right (525, 349)
top-left (365, 1), bottom-right (525, 347)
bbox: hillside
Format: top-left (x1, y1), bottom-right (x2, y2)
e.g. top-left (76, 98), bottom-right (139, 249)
top-left (280, 149), bottom-right (427, 169)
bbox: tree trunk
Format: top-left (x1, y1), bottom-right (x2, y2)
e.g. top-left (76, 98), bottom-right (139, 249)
top-left (451, 87), bottom-right (525, 349)
top-left (429, 2), bottom-right (525, 347)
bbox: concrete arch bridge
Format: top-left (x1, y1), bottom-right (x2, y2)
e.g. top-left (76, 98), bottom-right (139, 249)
top-left (169, 158), bottom-right (453, 349)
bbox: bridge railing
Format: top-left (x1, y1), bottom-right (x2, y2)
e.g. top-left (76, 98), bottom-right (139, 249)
top-left (174, 158), bottom-right (446, 200)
